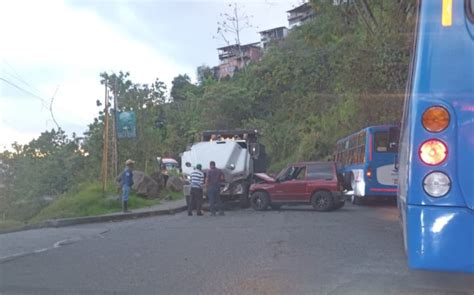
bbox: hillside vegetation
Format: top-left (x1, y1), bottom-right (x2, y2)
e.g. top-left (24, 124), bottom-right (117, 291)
top-left (0, 0), bottom-right (416, 222)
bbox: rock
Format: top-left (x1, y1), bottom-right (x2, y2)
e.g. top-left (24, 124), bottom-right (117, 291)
top-left (132, 171), bottom-right (161, 199)
top-left (166, 176), bottom-right (184, 192)
top-left (149, 171), bottom-right (165, 190)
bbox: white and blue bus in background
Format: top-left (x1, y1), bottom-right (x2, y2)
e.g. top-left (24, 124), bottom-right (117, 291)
top-left (397, 0), bottom-right (474, 272)
top-left (335, 125), bottom-right (399, 205)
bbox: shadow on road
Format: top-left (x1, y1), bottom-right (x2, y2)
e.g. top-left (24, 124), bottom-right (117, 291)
top-left (358, 198), bottom-right (397, 208)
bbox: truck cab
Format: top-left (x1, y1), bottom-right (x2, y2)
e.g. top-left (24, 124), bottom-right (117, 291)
top-left (181, 130), bottom-right (266, 207)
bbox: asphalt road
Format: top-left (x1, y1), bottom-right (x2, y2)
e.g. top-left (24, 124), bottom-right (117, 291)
top-left (0, 201), bottom-right (473, 295)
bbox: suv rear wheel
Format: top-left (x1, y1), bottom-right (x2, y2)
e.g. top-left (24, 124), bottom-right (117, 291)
top-left (250, 191), bottom-right (269, 211)
top-left (311, 191), bottom-right (334, 211)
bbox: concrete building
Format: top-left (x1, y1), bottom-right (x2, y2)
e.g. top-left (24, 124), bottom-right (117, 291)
top-left (287, 2), bottom-right (316, 29)
top-left (216, 42), bottom-right (262, 79)
top-left (259, 26), bottom-right (288, 50)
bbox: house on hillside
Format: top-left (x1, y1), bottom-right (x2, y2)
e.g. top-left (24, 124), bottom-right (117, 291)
top-left (332, 0), bottom-right (354, 5)
top-left (287, 0), bottom-right (353, 29)
top-left (216, 42), bottom-right (262, 79)
top-left (287, 2), bottom-right (315, 29)
top-left (259, 27), bottom-right (288, 50)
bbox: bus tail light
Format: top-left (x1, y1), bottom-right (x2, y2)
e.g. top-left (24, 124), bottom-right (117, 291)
top-left (423, 172), bottom-right (451, 197)
top-left (366, 167), bottom-right (372, 179)
top-left (419, 139), bottom-right (447, 165)
top-left (422, 106), bottom-right (450, 132)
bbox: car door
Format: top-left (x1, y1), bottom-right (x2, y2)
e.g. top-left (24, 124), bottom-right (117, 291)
top-left (306, 163), bottom-right (337, 201)
top-left (273, 165), bottom-right (307, 202)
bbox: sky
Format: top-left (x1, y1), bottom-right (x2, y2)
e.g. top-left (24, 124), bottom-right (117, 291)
top-left (0, 0), bottom-right (301, 150)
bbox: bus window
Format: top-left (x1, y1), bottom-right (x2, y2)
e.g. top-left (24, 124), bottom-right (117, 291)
top-left (468, 0), bottom-right (474, 22)
top-left (374, 132), bottom-right (389, 152)
top-left (388, 127), bottom-right (400, 152)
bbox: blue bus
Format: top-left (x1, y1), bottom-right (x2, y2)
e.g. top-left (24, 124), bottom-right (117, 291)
top-left (335, 125), bottom-right (399, 204)
top-left (398, 0), bottom-right (474, 272)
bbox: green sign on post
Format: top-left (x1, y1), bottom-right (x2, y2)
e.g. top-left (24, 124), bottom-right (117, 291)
top-left (117, 111), bottom-right (136, 139)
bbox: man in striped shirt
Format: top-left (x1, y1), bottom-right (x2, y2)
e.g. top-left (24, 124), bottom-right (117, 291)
top-left (188, 164), bottom-right (205, 216)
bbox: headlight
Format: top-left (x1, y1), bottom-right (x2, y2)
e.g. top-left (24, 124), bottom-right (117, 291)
top-left (423, 172), bottom-right (450, 198)
top-left (229, 164), bottom-right (235, 170)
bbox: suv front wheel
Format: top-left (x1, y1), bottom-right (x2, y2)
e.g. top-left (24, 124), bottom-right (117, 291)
top-left (250, 191), bottom-right (269, 211)
top-left (311, 191), bottom-right (334, 211)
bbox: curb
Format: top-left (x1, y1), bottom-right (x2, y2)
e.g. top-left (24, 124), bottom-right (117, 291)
top-left (0, 205), bottom-right (188, 235)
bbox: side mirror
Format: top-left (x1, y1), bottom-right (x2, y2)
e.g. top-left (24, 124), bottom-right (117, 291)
top-left (394, 155), bottom-right (399, 171)
top-left (249, 143), bottom-right (260, 158)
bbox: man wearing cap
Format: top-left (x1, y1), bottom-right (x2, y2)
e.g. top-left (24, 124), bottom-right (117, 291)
top-left (118, 159), bottom-right (134, 213)
top-left (188, 164), bottom-right (205, 216)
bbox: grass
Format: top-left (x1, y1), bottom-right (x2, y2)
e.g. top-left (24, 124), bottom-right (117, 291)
top-left (0, 219), bottom-right (26, 232)
top-left (29, 182), bottom-right (183, 224)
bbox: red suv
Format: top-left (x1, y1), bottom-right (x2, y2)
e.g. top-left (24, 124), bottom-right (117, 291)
top-left (249, 161), bottom-right (344, 211)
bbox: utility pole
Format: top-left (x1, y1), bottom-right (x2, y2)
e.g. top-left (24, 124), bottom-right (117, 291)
top-left (111, 78), bottom-right (119, 179)
top-left (101, 78), bottom-right (109, 195)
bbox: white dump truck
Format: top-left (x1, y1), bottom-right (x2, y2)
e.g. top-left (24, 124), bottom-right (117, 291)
top-left (181, 130), bottom-right (266, 207)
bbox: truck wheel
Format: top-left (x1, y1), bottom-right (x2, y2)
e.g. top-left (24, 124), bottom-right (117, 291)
top-left (238, 182), bottom-right (250, 208)
top-left (311, 191), bottom-right (334, 212)
top-left (239, 193), bottom-right (250, 208)
top-left (250, 191), bottom-right (269, 211)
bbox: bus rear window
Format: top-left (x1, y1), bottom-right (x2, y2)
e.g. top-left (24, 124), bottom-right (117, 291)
top-left (374, 132), bottom-right (389, 152)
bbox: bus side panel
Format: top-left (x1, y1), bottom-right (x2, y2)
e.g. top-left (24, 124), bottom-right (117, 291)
top-left (365, 127), bottom-right (398, 197)
top-left (406, 205), bottom-right (474, 272)
top-left (406, 0), bottom-right (473, 208)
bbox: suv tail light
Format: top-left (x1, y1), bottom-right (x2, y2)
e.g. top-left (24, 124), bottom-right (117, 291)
top-left (419, 139), bottom-right (447, 165)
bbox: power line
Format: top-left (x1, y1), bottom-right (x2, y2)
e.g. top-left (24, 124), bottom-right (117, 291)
top-left (49, 85), bottom-right (61, 130)
top-left (1, 59), bottom-right (43, 95)
top-left (0, 77), bottom-right (48, 108)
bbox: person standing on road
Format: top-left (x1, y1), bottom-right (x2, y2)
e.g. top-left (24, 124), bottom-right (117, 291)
top-left (205, 161), bottom-right (225, 216)
top-left (188, 164), bottom-right (205, 216)
top-left (117, 159), bottom-right (134, 213)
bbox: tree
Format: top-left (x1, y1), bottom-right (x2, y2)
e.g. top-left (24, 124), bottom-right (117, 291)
top-left (196, 65), bottom-right (217, 86)
top-left (170, 74), bottom-right (199, 102)
top-left (214, 2), bottom-right (256, 71)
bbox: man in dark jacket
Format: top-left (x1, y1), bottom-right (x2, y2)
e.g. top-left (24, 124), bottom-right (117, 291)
top-left (118, 159), bottom-right (134, 212)
top-left (205, 161), bottom-right (225, 216)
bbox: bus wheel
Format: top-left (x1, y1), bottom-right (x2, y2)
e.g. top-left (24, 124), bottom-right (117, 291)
top-left (351, 195), bottom-right (361, 205)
